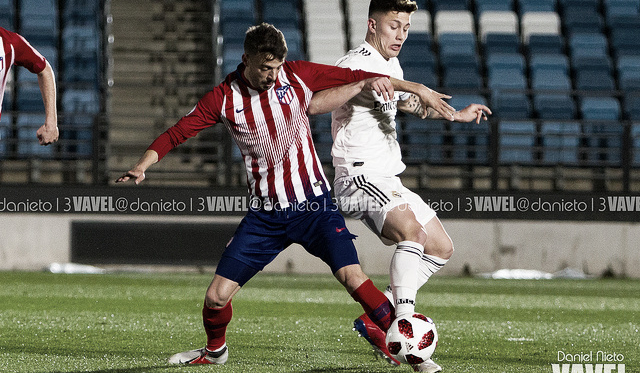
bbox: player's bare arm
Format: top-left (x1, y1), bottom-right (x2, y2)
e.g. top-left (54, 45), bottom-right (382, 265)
top-left (35, 61), bottom-right (59, 145)
top-left (116, 149), bottom-right (159, 184)
top-left (308, 76), bottom-right (394, 115)
top-left (399, 96), bottom-right (492, 124)
top-left (388, 77), bottom-right (455, 121)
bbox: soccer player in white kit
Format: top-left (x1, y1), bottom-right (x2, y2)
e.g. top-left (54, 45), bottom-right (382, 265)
top-left (310, 1), bottom-right (491, 371)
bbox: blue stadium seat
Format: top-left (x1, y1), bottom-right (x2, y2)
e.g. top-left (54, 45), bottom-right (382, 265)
top-left (580, 97), bottom-right (621, 120)
top-left (568, 33), bottom-right (608, 58)
top-left (483, 33), bottom-right (520, 54)
top-left (443, 67), bottom-right (483, 89)
top-left (475, 0), bottom-right (514, 13)
top-left (533, 93), bottom-right (576, 120)
top-left (492, 91), bottom-right (531, 119)
top-left (403, 119), bottom-right (446, 163)
top-left (62, 89), bottom-right (100, 114)
top-left (263, 1), bottom-right (301, 26)
top-left (540, 121), bottom-right (581, 164)
top-left (0, 112), bottom-right (11, 156)
top-left (16, 113), bottom-right (53, 158)
top-left (531, 70), bottom-right (571, 92)
top-left (519, 0), bottom-right (556, 14)
top-left (432, 0), bottom-right (469, 12)
top-left (575, 70), bottom-right (616, 91)
top-left (527, 34), bottom-right (564, 55)
top-left (311, 113), bottom-right (332, 163)
top-left (562, 6), bottom-right (604, 35)
top-left (488, 67), bottom-right (527, 91)
top-left (15, 84), bottom-right (43, 112)
top-left (583, 122), bottom-right (623, 164)
top-left (403, 66), bottom-right (438, 88)
top-left (624, 93), bottom-right (640, 120)
top-left (0, 0), bottom-right (14, 29)
top-left (485, 52), bottom-right (525, 75)
top-left (451, 118), bottom-right (490, 163)
top-left (632, 121), bottom-right (640, 166)
top-left (448, 94), bottom-right (488, 109)
top-left (498, 120), bottom-right (536, 163)
top-left (604, 0), bottom-right (640, 21)
top-left (529, 53), bottom-right (569, 75)
top-left (570, 54), bottom-right (613, 75)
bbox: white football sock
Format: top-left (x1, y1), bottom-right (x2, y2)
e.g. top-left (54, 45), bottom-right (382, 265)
top-left (390, 241), bottom-right (424, 316)
top-left (417, 253), bottom-right (448, 288)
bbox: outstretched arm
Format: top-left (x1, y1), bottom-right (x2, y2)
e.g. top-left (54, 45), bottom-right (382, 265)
top-left (308, 77), bottom-right (395, 115)
top-left (115, 150), bottom-right (159, 185)
top-left (399, 94), bottom-right (492, 124)
top-left (35, 61), bottom-right (59, 145)
top-left (389, 78), bottom-right (456, 121)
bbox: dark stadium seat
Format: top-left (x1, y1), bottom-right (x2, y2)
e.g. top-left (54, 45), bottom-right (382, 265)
top-left (443, 67), bottom-right (483, 89)
top-left (540, 121), bottom-right (581, 164)
top-left (518, 0), bottom-right (556, 14)
top-left (562, 6), bottom-right (604, 35)
top-left (475, 0), bottom-right (514, 13)
top-left (432, 0), bottom-right (469, 12)
top-left (533, 93), bottom-right (576, 120)
top-left (403, 118), bottom-right (445, 163)
top-left (575, 70), bottom-right (616, 92)
top-left (624, 93), bottom-right (640, 120)
top-left (583, 122), bottom-right (624, 164)
top-left (527, 34), bottom-right (565, 55)
top-left (483, 33), bottom-right (520, 54)
top-left (531, 70), bottom-right (572, 92)
top-left (16, 114), bottom-right (53, 158)
top-left (580, 97), bottom-right (621, 120)
top-left (0, 113), bottom-right (11, 156)
top-left (498, 120), bottom-right (536, 163)
top-left (632, 122), bottom-right (640, 166)
top-left (529, 53), bottom-right (569, 75)
top-left (491, 91), bottom-right (531, 119)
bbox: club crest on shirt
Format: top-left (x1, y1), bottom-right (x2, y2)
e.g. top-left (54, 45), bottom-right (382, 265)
top-left (276, 84), bottom-right (294, 105)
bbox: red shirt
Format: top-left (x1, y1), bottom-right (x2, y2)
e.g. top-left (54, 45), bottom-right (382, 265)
top-left (148, 60), bottom-right (386, 207)
top-left (0, 27), bottom-right (47, 118)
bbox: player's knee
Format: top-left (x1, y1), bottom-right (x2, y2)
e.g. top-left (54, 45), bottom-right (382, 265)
top-left (425, 235), bottom-right (454, 260)
top-left (205, 288), bottom-right (231, 309)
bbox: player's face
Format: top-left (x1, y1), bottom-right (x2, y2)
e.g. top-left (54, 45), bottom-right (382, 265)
top-left (243, 53), bottom-right (284, 91)
top-left (369, 11), bottom-right (411, 59)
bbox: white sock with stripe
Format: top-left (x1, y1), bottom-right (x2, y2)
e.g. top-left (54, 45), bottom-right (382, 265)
top-left (384, 253), bottom-right (449, 307)
top-left (390, 241), bottom-right (424, 316)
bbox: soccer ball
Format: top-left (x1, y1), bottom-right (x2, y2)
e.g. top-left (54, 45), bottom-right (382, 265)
top-left (385, 313), bottom-right (438, 365)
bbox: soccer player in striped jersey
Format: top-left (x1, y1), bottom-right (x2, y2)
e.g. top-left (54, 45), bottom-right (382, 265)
top-left (117, 23), bottom-right (454, 366)
top-left (309, 1), bottom-right (492, 371)
top-left (0, 27), bottom-right (58, 145)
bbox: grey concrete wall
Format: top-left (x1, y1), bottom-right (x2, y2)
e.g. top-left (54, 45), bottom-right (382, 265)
top-left (1, 214), bottom-right (638, 278)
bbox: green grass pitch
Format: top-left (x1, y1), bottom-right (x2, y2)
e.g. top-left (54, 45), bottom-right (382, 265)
top-left (1, 271), bottom-right (638, 372)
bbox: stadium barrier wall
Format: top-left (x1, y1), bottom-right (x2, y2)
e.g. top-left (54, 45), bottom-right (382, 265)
top-left (1, 213), bottom-right (639, 278)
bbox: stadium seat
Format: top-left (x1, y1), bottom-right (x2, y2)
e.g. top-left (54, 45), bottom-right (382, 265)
top-left (443, 67), bottom-right (483, 89)
top-left (498, 120), bottom-right (536, 163)
top-left (432, 0), bottom-right (469, 12)
top-left (16, 113), bottom-right (53, 158)
top-left (575, 70), bottom-right (616, 91)
top-left (478, 11), bottom-right (518, 42)
top-left (604, 0), bottom-right (640, 21)
top-left (409, 10), bottom-right (431, 33)
top-left (483, 33), bottom-right (520, 54)
top-left (583, 122), bottom-right (624, 164)
top-left (624, 92), bottom-right (640, 120)
top-left (304, 0), bottom-right (346, 64)
top-left (451, 123), bottom-right (490, 164)
top-left (521, 11), bottom-right (561, 43)
top-left (568, 33), bottom-right (608, 58)
top-left (403, 118), bottom-right (445, 163)
top-left (632, 121), bottom-right (640, 166)
top-left (529, 53), bottom-right (569, 75)
top-left (571, 54), bottom-right (613, 75)
top-left (531, 70), bottom-right (572, 92)
top-left (562, 6), bottom-right (604, 35)
top-left (263, 1), bottom-right (301, 27)
top-left (580, 97), bottom-right (621, 120)
top-left (488, 67), bottom-right (527, 91)
top-left (492, 91), bottom-right (531, 119)
top-left (0, 113), bottom-right (11, 156)
top-left (486, 52), bottom-right (525, 75)
top-left (448, 94), bottom-right (488, 109)
top-left (533, 93), bottom-right (576, 120)
top-left (518, 0), bottom-right (556, 14)
top-left (434, 11), bottom-right (475, 38)
top-left (475, 0), bottom-right (514, 13)
top-left (540, 121), bottom-right (581, 164)
top-left (62, 89), bottom-right (100, 114)
top-left (311, 113), bottom-right (332, 163)
top-left (527, 34), bottom-right (564, 54)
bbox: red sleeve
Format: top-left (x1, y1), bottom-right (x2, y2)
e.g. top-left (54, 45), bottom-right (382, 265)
top-left (285, 60), bottom-right (388, 92)
top-left (147, 86), bottom-right (223, 160)
top-left (6, 29), bottom-right (47, 74)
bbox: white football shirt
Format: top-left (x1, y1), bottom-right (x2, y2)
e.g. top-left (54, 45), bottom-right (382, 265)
top-left (331, 42), bottom-right (409, 180)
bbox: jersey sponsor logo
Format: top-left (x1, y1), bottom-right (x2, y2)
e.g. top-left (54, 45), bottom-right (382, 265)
top-left (276, 84), bottom-right (294, 105)
top-left (374, 100), bottom-right (397, 112)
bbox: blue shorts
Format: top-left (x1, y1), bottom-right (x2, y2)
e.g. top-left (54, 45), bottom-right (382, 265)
top-left (215, 192), bottom-right (360, 286)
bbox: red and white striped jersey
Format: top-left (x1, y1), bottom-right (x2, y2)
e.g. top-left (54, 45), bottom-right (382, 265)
top-left (0, 27), bottom-right (47, 119)
top-left (148, 60), bottom-right (385, 207)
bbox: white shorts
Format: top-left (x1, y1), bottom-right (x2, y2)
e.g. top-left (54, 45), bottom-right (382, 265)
top-left (334, 174), bottom-right (437, 245)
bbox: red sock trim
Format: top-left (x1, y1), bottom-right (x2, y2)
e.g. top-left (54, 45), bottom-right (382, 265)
top-left (351, 280), bottom-right (394, 331)
top-left (202, 300), bottom-right (233, 351)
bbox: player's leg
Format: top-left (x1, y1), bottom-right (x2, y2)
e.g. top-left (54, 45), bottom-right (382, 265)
top-left (416, 216), bottom-right (453, 289)
top-left (381, 205), bottom-right (427, 316)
